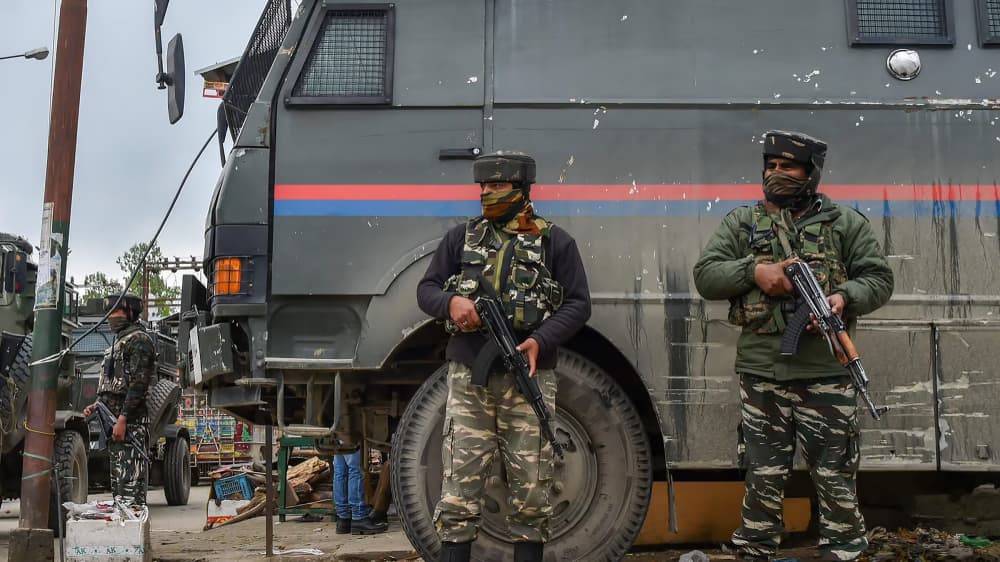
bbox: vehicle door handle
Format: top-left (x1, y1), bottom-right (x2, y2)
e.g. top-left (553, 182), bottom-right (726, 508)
top-left (439, 147), bottom-right (482, 160)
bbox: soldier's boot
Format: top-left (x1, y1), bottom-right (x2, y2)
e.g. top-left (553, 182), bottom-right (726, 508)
top-left (513, 542), bottom-right (543, 562)
top-left (336, 518), bottom-right (351, 534)
top-left (350, 517), bottom-right (388, 535)
top-left (439, 541), bottom-right (472, 562)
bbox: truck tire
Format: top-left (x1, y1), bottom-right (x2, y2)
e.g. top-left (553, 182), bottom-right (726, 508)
top-left (49, 430), bottom-right (88, 535)
top-left (163, 436), bottom-right (191, 506)
top-left (0, 335), bottom-right (32, 428)
top-left (146, 379), bottom-right (180, 441)
top-left (391, 349), bottom-right (652, 562)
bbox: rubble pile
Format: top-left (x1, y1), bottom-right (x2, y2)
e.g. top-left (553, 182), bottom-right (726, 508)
top-left (204, 456), bottom-right (334, 530)
top-left (864, 527), bottom-right (1000, 561)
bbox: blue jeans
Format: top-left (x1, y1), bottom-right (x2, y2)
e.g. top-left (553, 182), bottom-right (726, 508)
top-left (334, 449), bottom-right (366, 520)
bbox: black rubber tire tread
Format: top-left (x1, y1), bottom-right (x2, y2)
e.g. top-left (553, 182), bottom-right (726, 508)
top-left (391, 349), bottom-right (653, 562)
top-left (163, 436), bottom-right (191, 506)
top-left (49, 430), bottom-right (88, 535)
top-left (146, 379), bottom-right (180, 442)
top-left (0, 335), bottom-right (32, 428)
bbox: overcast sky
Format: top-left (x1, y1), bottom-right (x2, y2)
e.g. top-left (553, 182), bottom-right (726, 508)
top-left (1, 0), bottom-right (271, 289)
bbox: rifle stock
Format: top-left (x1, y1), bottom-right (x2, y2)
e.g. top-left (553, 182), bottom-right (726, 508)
top-left (781, 261), bottom-right (888, 420)
top-left (88, 401), bottom-right (149, 462)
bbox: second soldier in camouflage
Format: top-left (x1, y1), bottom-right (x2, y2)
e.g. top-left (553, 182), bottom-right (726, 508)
top-left (417, 152), bottom-right (591, 562)
top-left (693, 131), bottom-right (894, 561)
top-left (83, 293), bottom-right (156, 507)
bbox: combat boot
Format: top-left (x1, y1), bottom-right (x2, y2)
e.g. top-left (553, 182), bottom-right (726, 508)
top-left (350, 517), bottom-right (388, 535)
top-left (514, 541), bottom-right (543, 562)
top-left (336, 518), bottom-right (351, 534)
top-left (439, 541), bottom-right (472, 562)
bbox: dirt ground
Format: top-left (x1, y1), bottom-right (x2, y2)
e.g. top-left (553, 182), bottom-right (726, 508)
top-left (0, 485), bottom-right (994, 561)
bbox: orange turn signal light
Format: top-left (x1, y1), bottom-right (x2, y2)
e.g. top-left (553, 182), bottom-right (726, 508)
top-left (213, 257), bottom-right (242, 295)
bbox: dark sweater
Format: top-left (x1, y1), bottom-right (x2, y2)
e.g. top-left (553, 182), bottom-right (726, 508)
top-left (417, 221), bottom-right (592, 369)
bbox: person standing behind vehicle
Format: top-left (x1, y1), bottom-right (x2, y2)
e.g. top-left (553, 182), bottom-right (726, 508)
top-left (693, 131), bottom-right (893, 561)
top-left (82, 293), bottom-right (155, 507)
top-left (333, 447), bottom-right (387, 535)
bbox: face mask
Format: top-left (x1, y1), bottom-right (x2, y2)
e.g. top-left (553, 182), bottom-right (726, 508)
top-left (108, 316), bottom-right (130, 333)
top-left (762, 172), bottom-right (810, 209)
top-left (480, 188), bottom-right (527, 222)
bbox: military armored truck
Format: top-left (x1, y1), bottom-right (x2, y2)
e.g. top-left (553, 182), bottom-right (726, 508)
top-left (0, 233), bottom-right (90, 531)
top-left (177, 0), bottom-right (1000, 559)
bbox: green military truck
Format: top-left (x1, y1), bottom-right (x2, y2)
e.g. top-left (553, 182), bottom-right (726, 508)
top-left (173, 0), bottom-right (1000, 559)
top-left (0, 232), bottom-right (90, 531)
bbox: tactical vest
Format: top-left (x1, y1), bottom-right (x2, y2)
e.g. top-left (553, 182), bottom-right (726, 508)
top-left (728, 204), bottom-right (849, 334)
top-left (443, 216), bottom-right (564, 333)
top-left (98, 326), bottom-right (154, 397)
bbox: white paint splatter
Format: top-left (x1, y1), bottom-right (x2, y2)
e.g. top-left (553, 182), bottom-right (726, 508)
top-left (629, 180), bottom-right (638, 195)
top-left (773, 92), bottom-right (782, 99)
top-left (466, 76), bottom-right (478, 84)
top-left (968, 43), bottom-right (973, 51)
top-left (935, 90), bottom-right (943, 95)
top-left (621, 15), bottom-right (628, 22)
top-left (592, 119), bottom-right (600, 129)
top-left (752, 49), bottom-right (763, 55)
top-left (975, 77), bottom-right (983, 84)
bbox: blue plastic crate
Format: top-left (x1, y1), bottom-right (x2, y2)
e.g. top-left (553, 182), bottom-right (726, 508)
top-left (214, 474), bottom-right (254, 500)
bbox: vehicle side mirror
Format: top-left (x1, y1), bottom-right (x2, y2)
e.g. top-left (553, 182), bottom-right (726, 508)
top-left (4, 251), bottom-right (27, 294)
top-left (154, 0), bottom-right (170, 27)
top-left (166, 33), bottom-right (185, 124)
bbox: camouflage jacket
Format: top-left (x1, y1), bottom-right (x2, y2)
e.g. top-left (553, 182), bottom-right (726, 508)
top-left (97, 323), bottom-right (156, 420)
top-left (693, 194), bottom-right (894, 380)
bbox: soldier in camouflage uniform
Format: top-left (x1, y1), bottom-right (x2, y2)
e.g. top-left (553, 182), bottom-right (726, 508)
top-left (693, 131), bottom-right (894, 561)
top-left (83, 293), bottom-right (156, 507)
top-left (417, 152), bottom-right (591, 562)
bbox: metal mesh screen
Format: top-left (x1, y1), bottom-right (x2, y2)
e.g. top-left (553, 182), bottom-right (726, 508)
top-left (854, 0), bottom-right (948, 39)
top-left (72, 329), bottom-right (114, 355)
top-left (986, 0), bottom-right (1000, 37)
top-left (222, 0), bottom-right (291, 140)
top-left (292, 9), bottom-right (389, 98)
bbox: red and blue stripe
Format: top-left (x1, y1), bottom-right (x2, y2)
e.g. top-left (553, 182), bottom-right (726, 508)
top-left (273, 184), bottom-right (1000, 217)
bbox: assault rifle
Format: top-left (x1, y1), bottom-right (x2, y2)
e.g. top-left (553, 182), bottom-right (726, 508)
top-left (472, 274), bottom-right (564, 459)
top-left (87, 401), bottom-right (149, 462)
top-left (781, 261), bottom-right (888, 420)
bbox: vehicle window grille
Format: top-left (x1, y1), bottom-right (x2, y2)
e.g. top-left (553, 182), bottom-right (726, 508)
top-left (978, 0), bottom-right (1000, 45)
top-left (222, 0), bottom-right (292, 140)
top-left (848, 0), bottom-right (954, 45)
top-left (290, 6), bottom-right (394, 104)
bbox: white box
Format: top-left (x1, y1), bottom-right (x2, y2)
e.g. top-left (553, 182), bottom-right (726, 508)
top-left (65, 515), bottom-right (151, 562)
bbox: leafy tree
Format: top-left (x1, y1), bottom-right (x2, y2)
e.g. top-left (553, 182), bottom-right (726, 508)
top-left (116, 242), bottom-right (180, 318)
top-left (81, 271), bottom-right (123, 305)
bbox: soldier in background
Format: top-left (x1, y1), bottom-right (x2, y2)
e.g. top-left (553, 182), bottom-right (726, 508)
top-left (83, 294), bottom-right (155, 507)
top-left (693, 131), bottom-right (893, 561)
top-left (417, 152), bottom-right (591, 562)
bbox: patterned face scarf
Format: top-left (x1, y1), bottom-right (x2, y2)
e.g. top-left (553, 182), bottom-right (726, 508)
top-left (481, 188), bottom-right (542, 235)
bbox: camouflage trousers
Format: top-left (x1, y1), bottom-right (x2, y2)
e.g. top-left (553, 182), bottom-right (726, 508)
top-left (733, 374), bottom-right (867, 561)
top-left (434, 361), bottom-right (557, 544)
top-left (109, 422), bottom-right (150, 507)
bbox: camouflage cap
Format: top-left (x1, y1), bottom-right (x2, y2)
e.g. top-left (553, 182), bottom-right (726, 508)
top-left (472, 151), bottom-right (536, 185)
top-left (763, 130), bottom-right (827, 170)
top-left (103, 293), bottom-right (143, 317)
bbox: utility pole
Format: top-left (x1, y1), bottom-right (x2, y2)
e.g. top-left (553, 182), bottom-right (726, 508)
top-left (11, 1), bottom-right (87, 559)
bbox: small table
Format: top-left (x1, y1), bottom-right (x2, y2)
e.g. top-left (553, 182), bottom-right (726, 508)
top-left (277, 436), bottom-right (337, 522)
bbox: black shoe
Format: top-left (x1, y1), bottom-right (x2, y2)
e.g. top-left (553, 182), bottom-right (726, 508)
top-left (336, 518), bottom-right (351, 534)
top-left (297, 513), bottom-right (324, 523)
top-left (350, 517), bottom-right (388, 535)
top-left (369, 510), bottom-right (388, 525)
top-left (514, 542), bottom-right (543, 562)
top-left (439, 541), bottom-right (472, 562)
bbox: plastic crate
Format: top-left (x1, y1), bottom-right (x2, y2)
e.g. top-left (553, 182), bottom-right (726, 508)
top-left (214, 474), bottom-right (254, 500)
